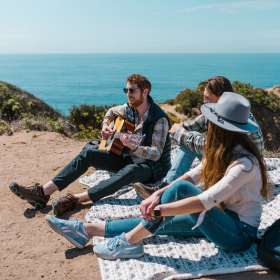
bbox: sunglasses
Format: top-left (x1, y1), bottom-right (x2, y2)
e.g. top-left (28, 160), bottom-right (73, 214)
top-left (123, 88), bottom-right (139, 94)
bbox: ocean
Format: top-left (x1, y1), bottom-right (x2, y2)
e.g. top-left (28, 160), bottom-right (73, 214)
top-left (0, 54), bottom-right (279, 115)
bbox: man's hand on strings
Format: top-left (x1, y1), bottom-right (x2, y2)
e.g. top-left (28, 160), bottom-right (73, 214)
top-left (101, 123), bottom-right (114, 140)
top-left (120, 132), bottom-right (137, 151)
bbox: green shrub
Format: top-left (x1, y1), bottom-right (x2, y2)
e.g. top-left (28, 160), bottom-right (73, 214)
top-left (74, 124), bottom-right (101, 141)
top-left (0, 80), bottom-right (62, 121)
top-left (165, 99), bottom-right (175, 105)
top-left (28, 101), bottom-right (34, 109)
top-left (0, 85), bottom-right (22, 121)
top-left (232, 81), bottom-right (280, 113)
top-left (69, 104), bottom-right (114, 129)
top-left (0, 119), bottom-right (12, 135)
top-left (174, 88), bottom-right (203, 117)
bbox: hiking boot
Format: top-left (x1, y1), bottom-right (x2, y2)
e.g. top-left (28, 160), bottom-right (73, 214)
top-left (46, 215), bottom-right (91, 249)
top-left (52, 193), bottom-right (79, 216)
top-left (9, 182), bottom-right (50, 209)
top-left (133, 182), bottom-right (168, 199)
top-left (94, 232), bottom-right (144, 260)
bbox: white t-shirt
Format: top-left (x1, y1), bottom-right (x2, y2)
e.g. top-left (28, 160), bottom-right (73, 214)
top-left (186, 146), bottom-right (265, 228)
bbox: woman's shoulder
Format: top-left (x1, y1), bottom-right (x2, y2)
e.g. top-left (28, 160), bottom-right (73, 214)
top-left (230, 156), bottom-right (259, 175)
top-left (230, 146), bottom-right (258, 168)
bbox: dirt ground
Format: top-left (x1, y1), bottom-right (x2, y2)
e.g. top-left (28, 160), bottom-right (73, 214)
top-left (158, 103), bottom-right (190, 122)
top-left (266, 85), bottom-right (280, 98)
top-left (1, 131), bottom-right (280, 280)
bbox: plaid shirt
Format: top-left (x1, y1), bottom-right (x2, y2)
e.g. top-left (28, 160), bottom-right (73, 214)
top-left (103, 104), bottom-right (169, 164)
top-left (173, 113), bottom-right (264, 156)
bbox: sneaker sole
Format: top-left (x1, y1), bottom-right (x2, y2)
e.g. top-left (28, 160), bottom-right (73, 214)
top-left (27, 199), bottom-right (46, 210)
top-left (133, 184), bottom-right (151, 199)
top-left (9, 184), bottom-right (46, 209)
top-left (46, 217), bottom-right (85, 249)
top-left (94, 250), bottom-right (144, 260)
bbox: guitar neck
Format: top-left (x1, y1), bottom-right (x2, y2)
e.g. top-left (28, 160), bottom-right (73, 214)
top-left (114, 132), bottom-right (123, 139)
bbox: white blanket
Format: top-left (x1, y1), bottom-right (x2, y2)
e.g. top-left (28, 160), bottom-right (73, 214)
top-left (80, 147), bottom-right (280, 280)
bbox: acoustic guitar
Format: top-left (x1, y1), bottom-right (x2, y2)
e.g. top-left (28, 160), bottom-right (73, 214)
top-left (99, 116), bottom-right (146, 155)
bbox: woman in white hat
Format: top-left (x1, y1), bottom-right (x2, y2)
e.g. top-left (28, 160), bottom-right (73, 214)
top-left (46, 92), bottom-right (271, 258)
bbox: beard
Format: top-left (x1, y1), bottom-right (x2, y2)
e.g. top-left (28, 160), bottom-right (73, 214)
top-left (128, 92), bottom-right (144, 108)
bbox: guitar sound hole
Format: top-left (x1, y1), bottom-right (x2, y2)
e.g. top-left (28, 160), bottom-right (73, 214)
top-left (104, 135), bottom-right (113, 147)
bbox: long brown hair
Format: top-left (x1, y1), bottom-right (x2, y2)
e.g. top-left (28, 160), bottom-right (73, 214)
top-left (200, 122), bottom-right (270, 208)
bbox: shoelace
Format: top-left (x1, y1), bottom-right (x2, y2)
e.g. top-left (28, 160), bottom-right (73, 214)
top-left (107, 235), bottom-right (122, 250)
top-left (65, 218), bottom-right (80, 230)
top-left (28, 183), bottom-right (41, 194)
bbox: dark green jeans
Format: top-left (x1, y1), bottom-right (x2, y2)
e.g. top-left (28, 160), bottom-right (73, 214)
top-left (52, 149), bottom-right (153, 203)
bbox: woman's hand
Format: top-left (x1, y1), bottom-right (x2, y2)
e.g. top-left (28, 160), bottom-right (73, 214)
top-left (139, 192), bottom-right (161, 222)
top-left (101, 123), bottom-right (114, 140)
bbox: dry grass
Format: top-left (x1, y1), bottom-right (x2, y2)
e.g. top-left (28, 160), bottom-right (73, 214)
top-left (1, 115), bottom-right (74, 137)
top-left (264, 148), bottom-right (280, 158)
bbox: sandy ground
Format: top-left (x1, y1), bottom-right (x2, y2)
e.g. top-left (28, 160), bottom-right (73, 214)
top-left (1, 131), bottom-right (280, 280)
top-left (266, 85), bottom-right (280, 98)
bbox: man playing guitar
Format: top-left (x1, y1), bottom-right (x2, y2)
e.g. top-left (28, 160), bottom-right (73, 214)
top-left (10, 74), bottom-right (171, 216)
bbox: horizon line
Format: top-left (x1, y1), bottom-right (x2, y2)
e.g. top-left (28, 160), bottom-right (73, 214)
top-left (0, 52), bottom-right (280, 55)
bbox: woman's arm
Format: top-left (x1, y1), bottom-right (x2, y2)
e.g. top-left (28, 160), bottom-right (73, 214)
top-left (139, 174), bottom-right (196, 222)
top-left (151, 195), bottom-right (205, 217)
top-left (140, 161), bottom-right (203, 222)
top-left (150, 158), bottom-right (258, 218)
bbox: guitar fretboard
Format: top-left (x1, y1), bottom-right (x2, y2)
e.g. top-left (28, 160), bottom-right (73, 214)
top-left (114, 132), bottom-right (145, 146)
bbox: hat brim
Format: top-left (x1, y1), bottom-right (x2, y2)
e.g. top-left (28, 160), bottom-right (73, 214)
top-left (201, 104), bottom-right (259, 134)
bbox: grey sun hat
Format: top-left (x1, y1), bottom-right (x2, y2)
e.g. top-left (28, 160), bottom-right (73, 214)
top-left (200, 92), bottom-right (259, 134)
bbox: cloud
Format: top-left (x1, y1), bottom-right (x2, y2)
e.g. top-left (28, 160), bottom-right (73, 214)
top-left (176, 1), bottom-right (280, 14)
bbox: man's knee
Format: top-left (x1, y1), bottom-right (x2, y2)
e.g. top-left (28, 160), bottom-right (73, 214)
top-left (117, 164), bottom-right (152, 182)
top-left (68, 149), bottom-right (100, 171)
top-left (79, 148), bottom-right (106, 166)
top-left (80, 148), bottom-right (98, 158)
top-left (119, 164), bottom-right (139, 175)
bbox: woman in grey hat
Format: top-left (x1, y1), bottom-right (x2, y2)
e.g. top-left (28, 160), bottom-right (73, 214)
top-left (46, 92), bottom-right (272, 258)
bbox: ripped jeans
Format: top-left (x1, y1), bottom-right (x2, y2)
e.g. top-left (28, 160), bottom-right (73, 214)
top-left (105, 181), bottom-right (258, 252)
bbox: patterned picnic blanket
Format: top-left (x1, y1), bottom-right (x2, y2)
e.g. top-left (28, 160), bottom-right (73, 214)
top-left (80, 147), bottom-right (280, 280)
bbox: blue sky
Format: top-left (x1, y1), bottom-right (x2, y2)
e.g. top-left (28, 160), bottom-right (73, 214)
top-left (0, 0), bottom-right (279, 53)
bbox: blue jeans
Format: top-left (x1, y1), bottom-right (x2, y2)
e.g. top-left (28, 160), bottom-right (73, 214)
top-left (163, 145), bottom-right (202, 184)
top-left (105, 181), bottom-right (258, 252)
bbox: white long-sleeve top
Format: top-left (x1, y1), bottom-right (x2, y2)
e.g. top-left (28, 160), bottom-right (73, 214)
top-left (186, 146), bottom-right (265, 228)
